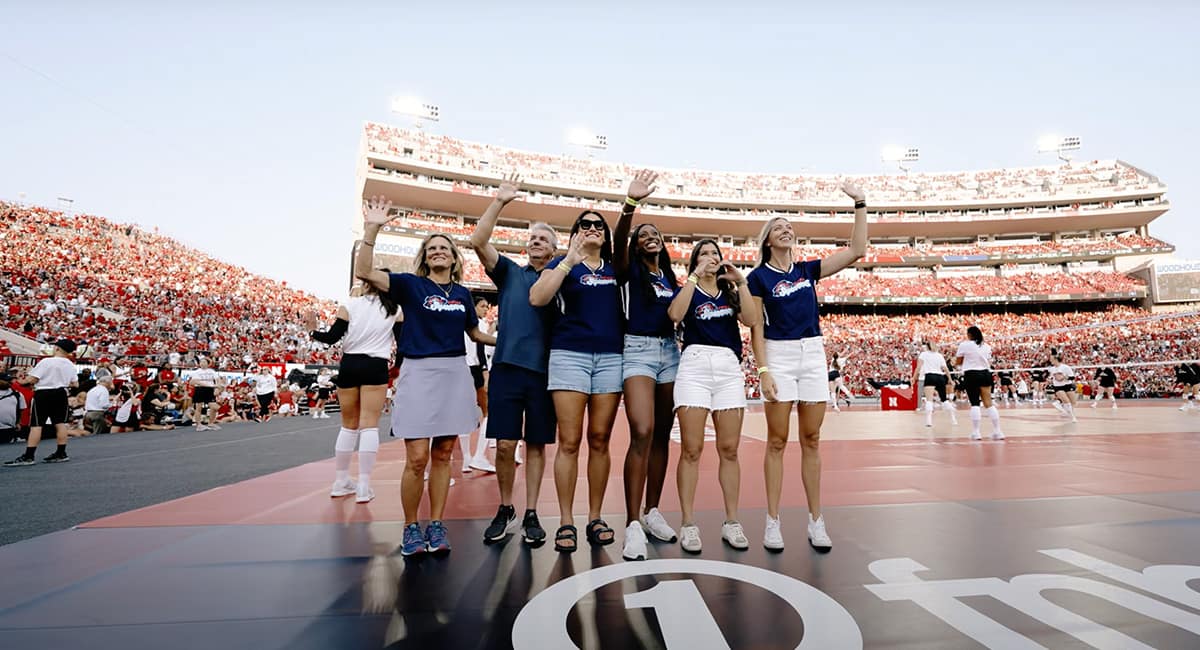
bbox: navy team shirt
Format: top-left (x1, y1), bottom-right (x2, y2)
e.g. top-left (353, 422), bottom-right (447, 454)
top-left (387, 273), bottom-right (479, 359)
top-left (623, 261), bottom-right (677, 338)
top-left (746, 259), bottom-right (823, 340)
top-left (546, 256), bottom-right (623, 354)
top-left (486, 255), bottom-right (555, 373)
top-left (680, 287), bottom-right (743, 359)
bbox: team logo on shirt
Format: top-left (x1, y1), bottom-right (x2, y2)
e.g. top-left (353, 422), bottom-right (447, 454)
top-left (422, 296), bottom-right (466, 313)
top-left (653, 283), bottom-right (675, 298)
top-left (695, 302), bottom-right (734, 320)
top-left (771, 279), bottom-right (811, 297)
top-left (580, 273), bottom-right (617, 287)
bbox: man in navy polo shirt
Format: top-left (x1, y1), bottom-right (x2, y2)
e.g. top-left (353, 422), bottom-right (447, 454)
top-left (469, 173), bottom-right (559, 546)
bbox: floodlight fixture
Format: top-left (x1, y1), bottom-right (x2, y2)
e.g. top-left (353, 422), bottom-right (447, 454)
top-left (390, 95), bottom-right (440, 128)
top-left (881, 145), bottom-right (920, 173)
top-left (1037, 135), bottom-right (1081, 162)
top-left (566, 127), bottom-right (608, 156)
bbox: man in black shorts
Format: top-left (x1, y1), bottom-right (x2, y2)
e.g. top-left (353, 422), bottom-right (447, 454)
top-left (191, 357), bottom-right (221, 431)
top-left (4, 338), bottom-right (78, 466)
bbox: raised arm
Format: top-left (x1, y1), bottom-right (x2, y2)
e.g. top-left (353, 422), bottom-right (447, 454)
top-left (667, 268), bottom-right (703, 323)
top-left (820, 181), bottom-right (868, 278)
top-left (613, 169), bottom-right (659, 277)
top-left (719, 263), bottom-right (759, 327)
top-left (529, 234), bottom-right (584, 307)
top-left (355, 196), bottom-right (395, 292)
top-left (470, 173), bottom-right (522, 273)
top-left (305, 307), bottom-right (350, 345)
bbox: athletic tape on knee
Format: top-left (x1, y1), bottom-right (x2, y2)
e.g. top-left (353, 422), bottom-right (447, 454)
top-left (335, 427), bottom-right (360, 453)
top-left (359, 428), bottom-right (380, 453)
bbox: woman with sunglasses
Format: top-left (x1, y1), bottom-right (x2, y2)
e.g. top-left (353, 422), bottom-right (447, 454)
top-left (530, 210), bottom-right (623, 553)
top-left (748, 181), bottom-right (866, 553)
top-left (669, 239), bottom-right (758, 553)
top-left (611, 170), bottom-right (682, 561)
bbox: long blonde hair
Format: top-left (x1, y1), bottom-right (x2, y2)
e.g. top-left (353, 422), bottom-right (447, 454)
top-left (413, 233), bottom-right (463, 283)
top-left (756, 217), bottom-right (791, 267)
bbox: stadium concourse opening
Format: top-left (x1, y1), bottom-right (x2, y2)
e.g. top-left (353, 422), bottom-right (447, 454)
top-left (2, 121), bottom-right (1199, 649)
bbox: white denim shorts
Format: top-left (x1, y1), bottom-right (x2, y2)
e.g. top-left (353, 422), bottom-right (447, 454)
top-left (765, 336), bottom-right (830, 403)
top-left (674, 345), bottom-right (747, 412)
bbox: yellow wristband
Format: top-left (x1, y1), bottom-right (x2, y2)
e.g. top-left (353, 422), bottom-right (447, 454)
top-left (557, 263), bottom-right (573, 274)
top-left (757, 366), bottom-right (770, 375)
top-left (687, 274), bottom-right (699, 285)
top-left (625, 196), bottom-right (640, 207)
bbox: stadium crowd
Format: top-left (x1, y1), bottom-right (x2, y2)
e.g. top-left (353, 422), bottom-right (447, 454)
top-left (365, 123), bottom-right (1161, 204)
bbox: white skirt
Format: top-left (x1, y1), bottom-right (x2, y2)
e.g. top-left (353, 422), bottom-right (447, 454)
top-left (391, 356), bottom-right (479, 439)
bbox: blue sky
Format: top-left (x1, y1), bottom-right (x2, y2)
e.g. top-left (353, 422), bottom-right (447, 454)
top-left (2, 2), bottom-right (1196, 300)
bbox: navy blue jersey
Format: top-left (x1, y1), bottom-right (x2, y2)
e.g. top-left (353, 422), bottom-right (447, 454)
top-left (386, 273), bottom-right (479, 359)
top-left (746, 260), bottom-right (822, 340)
top-left (680, 287), bottom-right (743, 359)
top-left (622, 262), bottom-right (677, 338)
top-left (546, 256), bottom-right (623, 354)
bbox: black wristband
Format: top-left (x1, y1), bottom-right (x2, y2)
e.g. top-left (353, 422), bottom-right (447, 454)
top-left (854, 200), bottom-right (867, 210)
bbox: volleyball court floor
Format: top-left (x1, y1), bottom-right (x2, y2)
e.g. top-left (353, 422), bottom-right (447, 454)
top-left (2, 400), bottom-right (1198, 649)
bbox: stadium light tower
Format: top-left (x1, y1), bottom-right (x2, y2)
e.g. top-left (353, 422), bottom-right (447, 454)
top-left (881, 145), bottom-right (920, 173)
top-left (1037, 135), bottom-right (1081, 163)
top-left (566, 127), bottom-right (608, 158)
top-left (390, 95), bottom-right (440, 129)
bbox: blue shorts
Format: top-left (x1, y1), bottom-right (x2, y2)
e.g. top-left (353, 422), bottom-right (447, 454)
top-left (622, 334), bottom-right (680, 384)
top-left (547, 349), bottom-right (623, 395)
top-left (486, 363), bottom-right (556, 444)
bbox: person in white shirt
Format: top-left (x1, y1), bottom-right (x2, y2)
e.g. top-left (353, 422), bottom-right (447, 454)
top-left (460, 297), bottom-right (496, 474)
top-left (5, 338), bottom-right (79, 466)
top-left (312, 368), bottom-right (334, 419)
top-left (1048, 353), bottom-right (1079, 422)
top-left (954, 326), bottom-right (1003, 441)
top-left (0, 371), bottom-right (28, 444)
top-left (912, 341), bottom-right (958, 428)
top-left (84, 374), bottom-right (114, 435)
top-left (252, 368), bottom-right (278, 423)
top-left (190, 358), bottom-right (222, 431)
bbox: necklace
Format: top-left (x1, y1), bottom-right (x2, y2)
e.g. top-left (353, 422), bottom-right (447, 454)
top-left (433, 279), bottom-right (454, 297)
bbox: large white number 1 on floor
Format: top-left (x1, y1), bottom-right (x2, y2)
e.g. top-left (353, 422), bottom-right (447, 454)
top-left (623, 580), bottom-right (731, 649)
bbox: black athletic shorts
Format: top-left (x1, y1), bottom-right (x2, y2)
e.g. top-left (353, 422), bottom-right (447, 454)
top-left (487, 363), bottom-right (556, 445)
top-left (31, 388), bottom-right (69, 426)
top-left (335, 354), bottom-right (389, 388)
top-left (1052, 384), bottom-right (1075, 393)
top-left (924, 373), bottom-right (948, 402)
top-left (193, 386), bottom-right (216, 404)
top-left (470, 365), bottom-right (485, 390)
top-left (962, 369), bottom-right (994, 407)
top-left (828, 370), bottom-right (840, 381)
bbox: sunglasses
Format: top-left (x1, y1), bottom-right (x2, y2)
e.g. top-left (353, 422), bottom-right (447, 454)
top-left (578, 220), bottom-right (605, 232)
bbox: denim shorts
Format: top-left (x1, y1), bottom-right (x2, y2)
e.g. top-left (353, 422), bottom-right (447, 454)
top-left (622, 334), bottom-right (681, 384)
top-left (548, 349), bottom-right (623, 394)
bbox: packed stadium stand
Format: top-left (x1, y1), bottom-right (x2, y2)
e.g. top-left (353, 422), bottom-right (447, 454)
top-left (354, 123), bottom-right (1195, 399)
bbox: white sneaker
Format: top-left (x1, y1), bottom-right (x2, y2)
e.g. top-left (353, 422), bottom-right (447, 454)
top-left (319, 413), bottom-right (331, 419)
top-left (1091, 400), bottom-right (1099, 409)
top-left (642, 507), bottom-right (678, 543)
top-left (469, 458), bottom-right (497, 473)
top-left (622, 521), bottom-right (648, 561)
top-left (195, 424), bottom-right (209, 432)
top-left (763, 515), bottom-right (784, 551)
top-left (312, 413), bottom-right (320, 419)
top-left (209, 424), bottom-right (221, 430)
top-left (355, 485), bottom-right (375, 504)
top-left (807, 514), bottom-right (832, 552)
top-left (330, 478), bottom-right (357, 498)
top-left (991, 431), bottom-right (1005, 441)
top-left (970, 430), bottom-right (982, 441)
top-left (721, 521), bottom-right (749, 550)
top-left (679, 524), bottom-right (702, 553)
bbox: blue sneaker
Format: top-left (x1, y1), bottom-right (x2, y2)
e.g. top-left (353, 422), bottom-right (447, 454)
top-left (425, 521), bottom-right (451, 554)
top-left (400, 523), bottom-right (427, 557)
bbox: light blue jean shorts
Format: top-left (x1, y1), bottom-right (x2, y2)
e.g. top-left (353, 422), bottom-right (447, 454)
top-left (547, 349), bottom-right (623, 394)
top-left (622, 334), bottom-right (681, 384)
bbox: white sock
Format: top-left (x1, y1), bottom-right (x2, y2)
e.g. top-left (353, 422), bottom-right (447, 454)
top-left (472, 418), bottom-right (490, 461)
top-left (334, 427), bottom-right (360, 483)
top-left (1064, 401), bottom-right (1075, 417)
top-left (986, 405), bottom-right (1001, 433)
top-left (458, 433), bottom-right (472, 469)
top-left (358, 427), bottom-right (379, 486)
top-left (942, 400), bottom-right (958, 423)
top-left (925, 401), bottom-right (934, 426)
top-left (970, 406), bottom-right (982, 435)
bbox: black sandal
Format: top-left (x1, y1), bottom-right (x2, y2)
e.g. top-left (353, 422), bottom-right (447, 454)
top-left (585, 518), bottom-right (615, 546)
top-left (554, 524), bottom-right (577, 553)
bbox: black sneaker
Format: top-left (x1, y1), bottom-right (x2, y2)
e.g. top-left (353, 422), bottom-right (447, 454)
top-left (3, 455), bottom-right (35, 467)
top-left (42, 452), bottom-right (70, 463)
top-left (522, 510), bottom-right (546, 546)
top-left (483, 505), bottom-right (517, 543)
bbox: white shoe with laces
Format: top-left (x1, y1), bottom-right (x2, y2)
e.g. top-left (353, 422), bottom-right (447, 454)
top-left (763, 515), bottom-right (784, 551)
top-left (355, 484), bottom-right (375, 504)
top-left (992, 431), bottom-right (1006, 440)
top-left (622, 521), bottom-right (648, 561)
top-left (330, 478), bottom-right (357, 498)
top-left (721, 521), bottom-right (749, 550)
top-left (469, 458), bottom-right (497, 473)
top-left (642, 507), bottom-right (678, 543)
top-left (679, 524), bottom-right (702, 553)
top-left (807, 514), bottom-right (832, 552)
